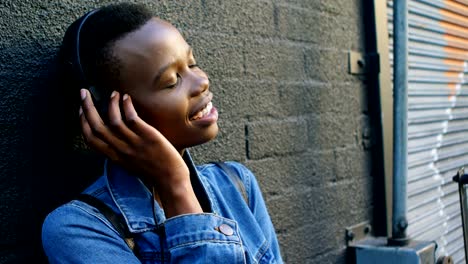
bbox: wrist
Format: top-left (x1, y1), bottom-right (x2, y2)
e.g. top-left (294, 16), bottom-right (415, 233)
top-left (157, 181), bottom-right (203, 217)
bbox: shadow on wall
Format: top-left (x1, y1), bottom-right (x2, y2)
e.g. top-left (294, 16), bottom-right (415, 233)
top-left (0, 41), bottom-right (104, 264)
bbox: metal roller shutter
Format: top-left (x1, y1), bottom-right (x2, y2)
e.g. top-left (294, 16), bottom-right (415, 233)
top-left (387, 1), bottom-right (468, 263)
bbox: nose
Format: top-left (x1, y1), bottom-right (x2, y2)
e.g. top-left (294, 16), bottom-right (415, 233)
top-left (189, 70), bottom-right (209, 97)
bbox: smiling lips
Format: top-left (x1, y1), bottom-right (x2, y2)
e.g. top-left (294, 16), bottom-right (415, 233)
top-left (190, 101), bottom-right (214, 121)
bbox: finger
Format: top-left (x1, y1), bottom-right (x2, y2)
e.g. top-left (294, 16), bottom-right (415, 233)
top-left (80, 108), bottom-right (119, 161)
top-left (80, 89), bottom-right (129, 151)
top-left (107, 91), bottom-right (139, 143)
top-left (80, 88), bottom-right (107, 138)
top-left (122, 94), bottom-right (164, 139)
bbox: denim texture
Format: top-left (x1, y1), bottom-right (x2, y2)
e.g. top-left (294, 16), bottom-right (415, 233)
top-left (42, 151), bottom-right (283, 263)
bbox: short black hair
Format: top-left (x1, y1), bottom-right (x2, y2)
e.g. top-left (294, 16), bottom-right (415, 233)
top-left (59, 2), bottom-right (153, 92)
top-left (53, 2), bottom-right (153, 146)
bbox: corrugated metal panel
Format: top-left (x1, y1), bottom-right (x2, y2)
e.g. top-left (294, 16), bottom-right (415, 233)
top-left (388, 1), bottom-right (468, 263)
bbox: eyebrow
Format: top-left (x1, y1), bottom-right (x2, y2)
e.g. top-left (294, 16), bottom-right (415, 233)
top-left (153, 47), bottom-right (193, 85)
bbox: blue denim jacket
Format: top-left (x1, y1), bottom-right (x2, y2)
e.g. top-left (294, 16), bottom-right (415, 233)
top-left (42, 151), bottom-right (283, 263)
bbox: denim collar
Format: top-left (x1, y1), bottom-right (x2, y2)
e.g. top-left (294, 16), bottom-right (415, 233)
top-left (105, 150), bottom-right (214, 233)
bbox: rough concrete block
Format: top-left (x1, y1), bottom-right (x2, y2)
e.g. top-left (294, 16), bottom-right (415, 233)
top-left (184, 32), bottom-right (245, 79)
top-left (281, 0), bottom-right (361, 16)
top-left (266, 177), bottom-right (373, 231)
top-left (200, 0), bottom-right (275, 36)
top-left (304, 248), bottom-right (347, 264)
top-left (245, 150), bottom-right (336, 194)
top-left (304, 47), bottom-right (358, 83)
top-left (208, 79), bottom-right (281, 121)
top-left (268, 182), bottom-right (370, 263)
top-left (333, 179), bottom-right (374, 216)
top-left (266, 187), bottom-right (315, 231)
top-left (277, 3), bottom-right (365, 50)
top-left (244, 39), bottom-right (306, 82)
top-left (334, 146), bottom-right (372, 182)
top-left (247, 119), bottom-right (308, 160)
top-left (149, 0), bottom-right (205, 31)
top-left (267, 186), bottom-right (340, 231)
top-left (0, 129), bottom-right (30, 246)
top-left (306, 112), bottom-right (359, 150)
top-left (277, 221), bottom-right (341, 262)
top-left (304, 251), bottom-right (349, 264)
top-left (271, 180), bottom-right (373, 263)
top-left (190, 120), bottom-right (246, 164)
top-left (277, 82), bottom-right (365, 116)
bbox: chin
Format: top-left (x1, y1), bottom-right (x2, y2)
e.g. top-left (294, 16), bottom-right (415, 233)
top-left (198, 124), bottom-right (219, 145)
top-left (174, 123), bottom-right (219, 150)
top-left (189, 124), bottom-right (219, 148)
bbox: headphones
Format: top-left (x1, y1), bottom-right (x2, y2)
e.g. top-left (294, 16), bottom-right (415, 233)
top-left (73, 9), bottom-right (103, 99)
top-left (71, 8), bottom-right (111, 119)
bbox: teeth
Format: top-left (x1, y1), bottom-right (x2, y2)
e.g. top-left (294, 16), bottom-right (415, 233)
top-left (204, 102), bottom-right (213, 115)
top-left (193, 112), bottom-right (202, 120)
top-left (191, 102), bottom-right (213, 120)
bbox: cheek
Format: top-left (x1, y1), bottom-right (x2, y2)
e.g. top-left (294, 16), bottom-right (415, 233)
top-left (137, 99), bottom-right (188, 130)
top-left (131, 98), bottom-right (162, 126)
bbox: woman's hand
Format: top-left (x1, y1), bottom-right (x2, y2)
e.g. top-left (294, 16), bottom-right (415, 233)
top-left (79, 89), bottom-right (202, 217)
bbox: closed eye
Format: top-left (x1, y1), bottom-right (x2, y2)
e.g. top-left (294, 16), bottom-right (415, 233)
top-left (166, 74), bottom-right (181, 89)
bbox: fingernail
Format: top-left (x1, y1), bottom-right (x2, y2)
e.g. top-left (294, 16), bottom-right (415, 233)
top-left (80, 89), bottom-right (87, 100)
top-left (79, 106), bottom-right (83, 116)
top-left (123, 94), bottom-right (129, 101)
top-left (111, 91), bottom-right (117, 98)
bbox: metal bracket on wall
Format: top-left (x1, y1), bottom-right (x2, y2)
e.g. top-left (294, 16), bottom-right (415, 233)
top-left (347, 221), bottom-right (442, 263)
top-left (348, 51), bottom-right (380, 75)
top-left (346, 221), bottom-right (372, 246)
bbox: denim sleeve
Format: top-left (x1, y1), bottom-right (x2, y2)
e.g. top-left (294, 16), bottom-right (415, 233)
top-left (42, 202), bottom-right (140, 264)
top-left (231, 162), bottom-right (284, 263)
top-left (164, 213), bottom-right (246, 263)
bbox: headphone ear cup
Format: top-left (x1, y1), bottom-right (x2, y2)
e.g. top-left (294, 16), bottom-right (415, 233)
top-left (67, 9), bottom-right (100, 96)
top-left (88, 86), bottom-right (108, 121)
top-left (65, 60), bottom-right (86, 89)
top-left (66, 9), bottom-right (110, 121)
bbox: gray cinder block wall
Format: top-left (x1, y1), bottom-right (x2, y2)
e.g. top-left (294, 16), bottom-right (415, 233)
top-left (0, 0), bottom-right (379, 263)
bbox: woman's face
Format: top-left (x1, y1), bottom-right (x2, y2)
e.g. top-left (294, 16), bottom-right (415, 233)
top-left (112, 18), bottom-right (218, 151)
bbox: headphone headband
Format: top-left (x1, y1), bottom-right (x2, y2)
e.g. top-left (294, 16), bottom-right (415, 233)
top-left (75, 9), bottom-right (99, 89)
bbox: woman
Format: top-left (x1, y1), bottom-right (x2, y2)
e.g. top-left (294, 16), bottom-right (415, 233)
top-left (42, 2), bottom-right (282, 263)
